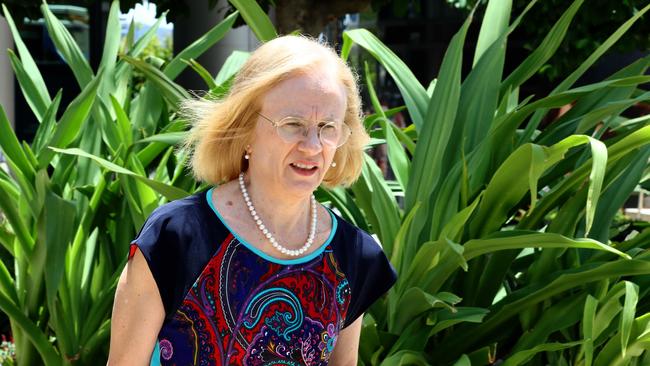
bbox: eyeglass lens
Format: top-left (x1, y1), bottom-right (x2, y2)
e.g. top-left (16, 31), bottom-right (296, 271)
top-left (277, 117), bottom-right (350, 147)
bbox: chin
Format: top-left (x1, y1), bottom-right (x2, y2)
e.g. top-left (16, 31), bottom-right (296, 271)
top-left (285, 176), bottom-right (322, 196)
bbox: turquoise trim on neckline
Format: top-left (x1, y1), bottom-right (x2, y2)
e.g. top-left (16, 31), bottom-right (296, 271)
top-left (206, 187), bottom-right (337, 265)
top-left (150, 341), bottom-right (160, 365)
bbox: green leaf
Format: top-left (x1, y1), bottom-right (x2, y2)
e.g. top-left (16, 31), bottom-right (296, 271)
top-left (438, 192), bottom-right (483, 243)
top-left (183, 59), bottom-right (218, 90)
top-left (0, 178), bottom-right (34, 254)
top-left (50, 147), bottom-right (190, 201)
top-left (500, 0), bottom-right (584, 97)
top-left (452, 354), bottom-right (471, 366)
top-left (38, 69), bottom-right (103, 167)
top-left (0, 258), bottom-right (16, 307)
top-left (410, 238), bottom-right (468, 295)
top-left (517, 292), bottom-right (587, 351)
top-left (41, 1), bottom-right (94, 87)
top-left (98, 0), bottom-right (121, 73)
top-left (215, 51), bottom-right (250, 85)
top-left (473, 0), bottom-right (511, 66)
top-left (114, 11), bottom-right (165, 83)
top-left (463, 231), bottom-right (629, 261)
top-left (427, 307), bottom-right (489, 336)
top-left (0, 291), bottom-right (60, 366)
top-left (379, 350), bottom-right (430, 366)
top-left (406, 15), bottom-right (470, 212)
top-left (164, 11), bottom-right (239, 80)
top-left (589, 147), bottom-right (650, 242)
top-left (109, 94), bottom-right (133, 147)
top-left (39, 191), bottom-right (76, 310)
top-left (343, 29), bottom-right (428, 130)
top-left (98, 99), bottom-right (122, 155)
top-left (582, 138), bottom-right (607, 236)
top-left (360, 154), bottom-right (401, 256)
top-left (364, 62), bottom-right (410, 191)
top-left (0, 105), bottom-right (36, 180)
top-left (593, 313), bottom-right (650, 366)
top-left (521, 125), bottom-right (650, 230)
top-left (2, 4), bottom-right (51, 119)
top-left (135, 132), bottom-right (187, 145)
top-left (441, 259), bottom-right (650, 355)
top-left (390, 202), bottom-right (421, 277)
top-left (228, 0), bottom-right (276, 42)
top-left (393, 287), bottom-right (459, 332)
top-left (520, 1), bottom-right (650, 140)
top-left (452, 30), bottom-right (507, 195)
top-left (32, 90), bottom-right (63, 155)
top-left (502, 341), bottom-right (583, 366)
top-left (6, 50), bottom-right (49, 122)
top-left (123, 56), bottom-right (190, 105)
top-left (582, 295), bottom-right (598, 366)
top-left (620, 281), bottom-right (639, 358)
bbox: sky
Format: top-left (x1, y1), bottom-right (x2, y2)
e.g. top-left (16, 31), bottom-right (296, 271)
top-left (118, 1), bottom-right (173, 43)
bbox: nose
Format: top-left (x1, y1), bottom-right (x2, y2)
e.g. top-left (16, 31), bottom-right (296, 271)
top-left (298, 125), bottom-right (323, 153)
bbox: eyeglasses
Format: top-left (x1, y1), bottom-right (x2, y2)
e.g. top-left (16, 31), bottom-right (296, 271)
top-left (257, 112), bottom-right (351, 148)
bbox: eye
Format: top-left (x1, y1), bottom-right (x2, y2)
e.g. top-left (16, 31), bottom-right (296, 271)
top-left (281, 117), bottom-right (306, 127)
top-left (321, 124), bottom-right (337, 131)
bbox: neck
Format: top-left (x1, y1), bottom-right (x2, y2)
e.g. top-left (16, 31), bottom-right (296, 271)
top-left (240, 172), bottom-right (313, 243)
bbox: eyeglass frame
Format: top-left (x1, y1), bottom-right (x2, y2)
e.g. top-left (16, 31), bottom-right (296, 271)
top-left (255, 111), bottom-right (351, 148)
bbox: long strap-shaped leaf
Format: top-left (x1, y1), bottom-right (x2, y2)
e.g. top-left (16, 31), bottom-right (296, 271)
top-left (520, 124), bottom-right (650, 230)
top-left (123, 56), bottom-right (190, 106)
top-left (0, 178), bottom-right (34, 254)
top-left (499, 0), bottom-right (584, 98)
top-left (164, 11), bottom-right (239, 80)
top-left (519, 1), bottom-right (650, 142)
top-left (228, 0), bottom-right (277, 42)
top-left (473, 0), bottom-right (511, 66)
top-left (342, 29), bottom-right (428, 131)
top-left (0, 291), bottom-right (60, 366)
top-left (2, 4), bottom-right (51, 120)
top-left (436, 259), bottom-right (650, 359)
top-left (463, 231), bottom-right (629, 261)
top-left (41, 0), bottom-right (94, 87)
top-left (405, 15), bottom-right (471, 212)
top-left (38, 69), bottom-right (103, 167)
top-left (97, 0), bottom-right (121, 100)
top-left (50, 147), bottom-right (190, 201)
top-left (0, 106), bottom-right (36, 181)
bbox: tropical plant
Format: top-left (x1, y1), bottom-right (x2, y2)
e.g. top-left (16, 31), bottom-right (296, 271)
top-left (446, 0), bottom-right (650, 83)
top-left (334, 0), bottom-right (650, 364)
top-left (1, 0), bottom-right (650, 365)
top-left (0, 0), bottom-right (241, 363)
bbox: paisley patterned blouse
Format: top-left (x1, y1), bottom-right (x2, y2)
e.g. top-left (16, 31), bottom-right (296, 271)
top-left (128, 188), bottom-right (396, 365)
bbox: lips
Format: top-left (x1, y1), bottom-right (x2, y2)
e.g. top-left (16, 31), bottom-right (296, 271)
top-left (289, 162), bottom-right (318, 176)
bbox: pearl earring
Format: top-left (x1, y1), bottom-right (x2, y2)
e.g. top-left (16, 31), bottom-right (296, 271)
top-left (331, 161), bottom-right (337, 167)
top-left (244, 152), bottom-right (250, 160)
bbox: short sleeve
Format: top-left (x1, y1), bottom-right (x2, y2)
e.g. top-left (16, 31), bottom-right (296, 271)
top-left (128, 206), bottom-right (187, 319)
top-left (338, 227), bottom-right (397, 328)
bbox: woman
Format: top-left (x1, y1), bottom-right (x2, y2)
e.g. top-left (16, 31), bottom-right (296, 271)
top-left (108, 35), bottom-right (397, 366)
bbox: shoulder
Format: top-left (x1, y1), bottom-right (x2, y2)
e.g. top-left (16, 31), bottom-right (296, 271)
top-left (141, 191), bottom-right (208, 236)
top-left (328, 210), bottom-right (396, 286)
top-left (329, 210), bottom-right (386, 259)
top-left (148, 191), bottom-right (204, 222)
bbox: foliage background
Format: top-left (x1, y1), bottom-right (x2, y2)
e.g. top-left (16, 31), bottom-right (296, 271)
top-left (0, 0), bottom-right (649, 365)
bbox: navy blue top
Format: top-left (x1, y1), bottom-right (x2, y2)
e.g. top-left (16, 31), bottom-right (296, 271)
top-left (130, 188), bottom-right (397, 365)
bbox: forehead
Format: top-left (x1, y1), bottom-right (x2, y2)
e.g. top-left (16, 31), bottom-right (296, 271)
top-left (260, 70), bottom-right (347, 119)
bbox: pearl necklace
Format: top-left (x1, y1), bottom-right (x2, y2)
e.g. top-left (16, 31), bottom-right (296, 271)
top-left (238, 173), bottom-right (317, 257)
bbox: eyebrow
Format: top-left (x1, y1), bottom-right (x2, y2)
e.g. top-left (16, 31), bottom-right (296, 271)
top-left (279, 114), bottom-right (341, 121)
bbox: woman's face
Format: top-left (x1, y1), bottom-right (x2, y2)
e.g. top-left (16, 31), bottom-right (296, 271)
top-left (247, 70), bottom-right (347, 199)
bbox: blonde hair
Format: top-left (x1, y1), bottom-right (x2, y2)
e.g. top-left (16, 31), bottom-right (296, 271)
top-left (180, 35), bottom-right (369, 188)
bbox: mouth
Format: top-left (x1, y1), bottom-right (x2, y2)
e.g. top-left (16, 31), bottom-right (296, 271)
top-left (289, 162), bottom-right (319, 176)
